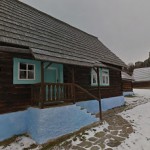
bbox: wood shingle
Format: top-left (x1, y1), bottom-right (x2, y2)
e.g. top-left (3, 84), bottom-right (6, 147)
top-left (0, 0), bottom-right (126, 67)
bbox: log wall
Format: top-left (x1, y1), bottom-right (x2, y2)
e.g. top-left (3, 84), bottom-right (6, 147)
top-left (0, 52), bottom-right (33, 113)
top-left (133, 81), bottom-right (150, 88)
top-left (64, 65), bottom-right (123, 101)
top-left (122, 80), bottom-right (133, 92)
top-left (0, 51), bottom-right (123, 113)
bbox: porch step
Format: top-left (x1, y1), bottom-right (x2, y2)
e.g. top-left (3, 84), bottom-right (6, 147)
top-left (76, 100), bottom-right (99, 115)
top-left (27, 105), bottom-right (98, 144)
top-left (76, 105), bottom-right (95, 117)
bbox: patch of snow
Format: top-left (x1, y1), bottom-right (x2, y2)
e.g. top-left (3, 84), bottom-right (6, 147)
top-left (133, 89), bottom-right (150, 98)
top-left (0, 136), bottom-right (42, 150)
top-left (115, 101), bottom-right (150, 150)
top-left (125, 89), bottom-right (150, 107)
top-left (2, 89), bottom-right (150, 150)
top-left (71, 121), bottom-right (109, 146)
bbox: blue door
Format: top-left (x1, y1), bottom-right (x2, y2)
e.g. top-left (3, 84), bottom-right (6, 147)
top-left (44, 67), bottom-right (58, 83)
top-left (44, 67), bottom-right (58, 100)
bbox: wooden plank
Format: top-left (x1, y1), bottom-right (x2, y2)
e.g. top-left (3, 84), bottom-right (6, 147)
top-left (72, 67), bottom-right (75, 103)
top-left (40, 61), bottom-right (44, 108)
top-left (52, 84), bottom-right (55, 101)
top-left (64, 64), bottom-right (122, 100)
top-left (97, 67), bottom-right (102, 120)
top-left (48, 85), bottom-right (50, 101)
top-left (55, 84), bottom-right (58, 101)
top-left (0, 52), bottom-right (34, 114)
top-left (0, 46), bottom-right (30, 54)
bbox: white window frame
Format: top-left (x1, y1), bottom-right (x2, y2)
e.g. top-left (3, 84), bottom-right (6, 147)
top-left (91, 68), bottom-right (98, 85)
top-left (18, 62), bottom-right (35, 80)
top-left (101, 68), bottom-right (109, 86)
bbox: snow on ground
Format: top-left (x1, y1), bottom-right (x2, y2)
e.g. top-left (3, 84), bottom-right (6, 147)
top-left (1, 89), bottom-right (150, 150)
top-left (125, 89), bottom-right (150, 107)
top-left (114, 89), bottom-right (150, 150)
top-left (71, 121), bottom-right (109, 146)
top-left (133, 89), bottom-right (150, 98)
top-left (0, 136), bottom-right (42, 150)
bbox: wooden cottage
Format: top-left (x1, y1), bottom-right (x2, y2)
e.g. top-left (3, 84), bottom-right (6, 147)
top-left (0, 0), bottom-right (127, 143)
top-left (133, 67), bottom-right (150, 88)
top-left (121, 72), bottom-right (134, 96)
top-left (0, 0), bottom-right (126, 114)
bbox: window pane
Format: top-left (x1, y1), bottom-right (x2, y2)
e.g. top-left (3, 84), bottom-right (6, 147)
top-left (28, 71), bottom-right (34, 79)
top-left (93, 74), bottom-right (97, 84)
top-left (20, 71), bottom-right (27, 79)
top-left (28, 65), bottom-right (34, 71)
top-left (102, 76), bottom-right (105, 84)
top-left (20, 63), bottom-right (27, 70)
top-left (106, 76), bottom-right (108, 84)
top-left (102, 70), bottom-right (108, 74)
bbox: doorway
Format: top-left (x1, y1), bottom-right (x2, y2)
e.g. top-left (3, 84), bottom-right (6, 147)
top-left (44, 67), bottom-right (58, 83)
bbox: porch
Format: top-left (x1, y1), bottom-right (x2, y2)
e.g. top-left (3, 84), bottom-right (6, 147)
top-left (29, 60), bottom-right (103, 118)
top-left (31, 82), bottom-right (100, 108)
top-left (0, 51), bottom-right (123, 118)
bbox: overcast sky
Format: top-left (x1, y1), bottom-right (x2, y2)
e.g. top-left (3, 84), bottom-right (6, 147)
top-left (22, 0), bottom-right (150, 64)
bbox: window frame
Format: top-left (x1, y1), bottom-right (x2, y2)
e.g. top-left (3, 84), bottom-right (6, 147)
top-left (18, 62), bottom-right (36, 80)
top-left (101, 68), bottom-right (109, 86)
top-left (91, 68), bottom-right (110, 86)
top-left (91, 68), bottom-right (98, 86)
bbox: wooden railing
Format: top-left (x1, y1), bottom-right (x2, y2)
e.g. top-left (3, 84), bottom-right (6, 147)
top-left (31, 83), bottom-right (100, 108)
top-left (31, 83), bottom-right (41, 106)
top-left (31, 83), bottom-right (75, 107)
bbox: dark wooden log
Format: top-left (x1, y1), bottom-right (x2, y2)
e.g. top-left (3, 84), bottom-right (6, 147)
top-left (0, 46), bottom-right (31, 54)
top-left (97, 67), bottom-right (102, 120)
top-left (40, 61), bottom-right (45, 108)
top-left (133, 81), bottom-right (150, 88)
top-left (0, 51), bottom-right (123, 114)
top-left (122, 80), bottom-right (133, 92)
top-left (0, 52), bottom-right (33, 113)
top-left (64, 64), bottom-right (122, 100)
top-left (72, 67), bottom-right (76, 103)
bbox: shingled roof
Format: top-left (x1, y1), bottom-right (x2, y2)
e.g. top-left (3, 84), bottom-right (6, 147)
top-left (133, 67), bottom-right (150, 82)
top-left (0, 0), bottom-right (126, 67)
top-left (121, 72), bottom-right (133, 81)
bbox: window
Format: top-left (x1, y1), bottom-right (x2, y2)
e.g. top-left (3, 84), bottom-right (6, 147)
top-left (101, 69), bottom-right (109, 86)
top-left (91, 68), bottom-right (110, 86)
top-left (18, 63), bottom-right (35, 80)
top-left (91, 69), bottom-right (98, 85)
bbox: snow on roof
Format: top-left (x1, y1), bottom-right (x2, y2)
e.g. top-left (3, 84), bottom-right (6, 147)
top-left (133, 67), bottom-right (150, 82)
top-left (121, 72), bottom-right (133, 81)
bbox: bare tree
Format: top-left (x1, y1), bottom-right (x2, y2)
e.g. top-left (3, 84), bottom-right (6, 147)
top-left (127, 63), bottom-right (135, 75)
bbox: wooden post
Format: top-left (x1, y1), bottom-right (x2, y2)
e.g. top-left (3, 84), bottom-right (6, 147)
top-left (41, 61), bottom-right (45, 108)
top-left (31, 85), bottom-right (33, 106)
top-left (72, 67), bottom-right (76, 104)
top-left (97, 67), bottom-right (102, 120)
